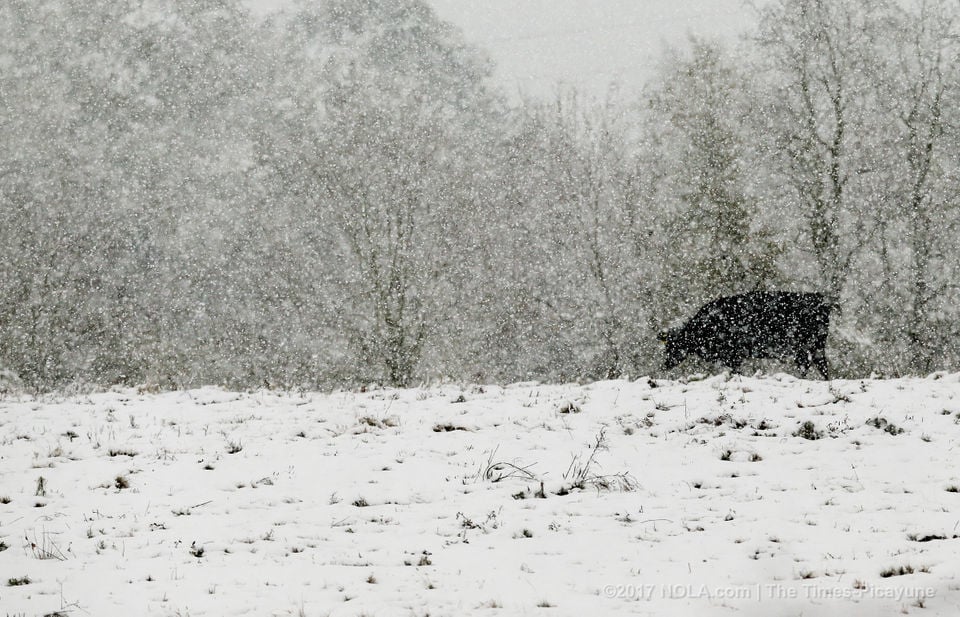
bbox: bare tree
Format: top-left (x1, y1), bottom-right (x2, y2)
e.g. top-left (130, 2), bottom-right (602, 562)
top-left (878, 0), bottom-right (960, 372)
top-left (754, 0), bottom-right (889, 303)
top-left (300, 0), bottom-right (498, 386)
top-left (496, 89), bottom-right (657, 380)
top-left (646, 38), bottom-right (783, 326)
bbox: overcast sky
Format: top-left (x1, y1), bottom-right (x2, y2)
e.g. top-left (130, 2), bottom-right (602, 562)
top-left (247, 0), bottom-right (760, 100)
top-left (427, 0), bottom-right (759, 100)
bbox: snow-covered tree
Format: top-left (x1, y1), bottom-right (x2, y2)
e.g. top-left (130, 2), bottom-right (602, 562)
top-left (646, 39), bottom-right (783, 319)
top-left (493, 90), bottom-right (655, 379)
top-left (0, 0), bottom-right (269, 387)
top-left (754, 0), bottom-right (890, 304)
top-left (870, 0), bottom-right (960, 373)
top-left (259, 0), bottom-right (501, 386)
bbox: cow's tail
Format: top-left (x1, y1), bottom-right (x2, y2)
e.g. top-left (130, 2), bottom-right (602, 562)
top-left (821, 291), bottom-right (841, 316)
top-left (817, 299), bottom-right (833, 336)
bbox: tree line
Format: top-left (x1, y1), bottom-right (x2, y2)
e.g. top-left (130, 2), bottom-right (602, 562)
top-left (2, 0), bottom-right (959, 391)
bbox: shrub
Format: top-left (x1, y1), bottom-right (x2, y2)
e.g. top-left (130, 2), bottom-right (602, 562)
top-left (793, 421), bottom-right (823, 440)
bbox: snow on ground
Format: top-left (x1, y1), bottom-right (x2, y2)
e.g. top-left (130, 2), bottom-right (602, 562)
top-left (2, 374), bottom-right (960, 616)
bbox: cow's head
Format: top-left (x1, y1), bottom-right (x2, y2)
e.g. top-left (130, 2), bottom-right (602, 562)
top-left (659, 327), bottom-right (688, 370)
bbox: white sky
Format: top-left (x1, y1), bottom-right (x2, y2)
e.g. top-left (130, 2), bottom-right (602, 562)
top-left (246, 0), bottom-right (760, 100)
top-left (428, 0), bottom-right (759, 100)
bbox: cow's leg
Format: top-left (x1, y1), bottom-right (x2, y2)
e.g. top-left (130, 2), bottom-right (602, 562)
top-left (727, 357), bottom-right (743, 375)
top-left (794, 349), bottom-right (811, 378)
top-left (813, 349), bottom-right (830, 380)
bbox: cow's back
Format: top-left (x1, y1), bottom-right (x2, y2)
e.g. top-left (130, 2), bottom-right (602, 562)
top-left (689, 291), bottom-right (828, 349)
top-left (740, 291), bottom-right (829, 348)
top-left (667, 290), bottom-right (831, 376)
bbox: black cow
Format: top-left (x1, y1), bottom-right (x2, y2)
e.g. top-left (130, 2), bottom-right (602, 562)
top-left (659, 291), bottom-right (831, 379)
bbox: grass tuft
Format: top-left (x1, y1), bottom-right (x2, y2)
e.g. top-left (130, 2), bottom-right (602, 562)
top-left (865, 416), bottom-right (904, 435)
top-left (880, 565), bottom-right (915, 578)
top-left (793, 421), bottom-right (823, 440)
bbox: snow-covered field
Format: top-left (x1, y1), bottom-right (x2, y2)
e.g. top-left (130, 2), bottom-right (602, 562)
top-left (2, 374), bottom-right (960, 616)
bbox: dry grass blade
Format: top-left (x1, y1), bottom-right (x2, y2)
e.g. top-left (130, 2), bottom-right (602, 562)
top-left (483, 461), bottom-right (538, 483)
top-left (26, 528), bottom-right (67, 561)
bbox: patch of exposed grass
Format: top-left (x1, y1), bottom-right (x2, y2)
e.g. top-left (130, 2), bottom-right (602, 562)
top-left (865, 416), bottom-right (904, 435)
top-left (432, 423), bottom-right (469, 432)
top-left (880, 565), bottom-right (914, 578)
top-left (793, 421), bottom-right (823, 440)
top-left (908, 533), bottom-right (957, 542)
top-left (699, 414), bottom-right (747, 429)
